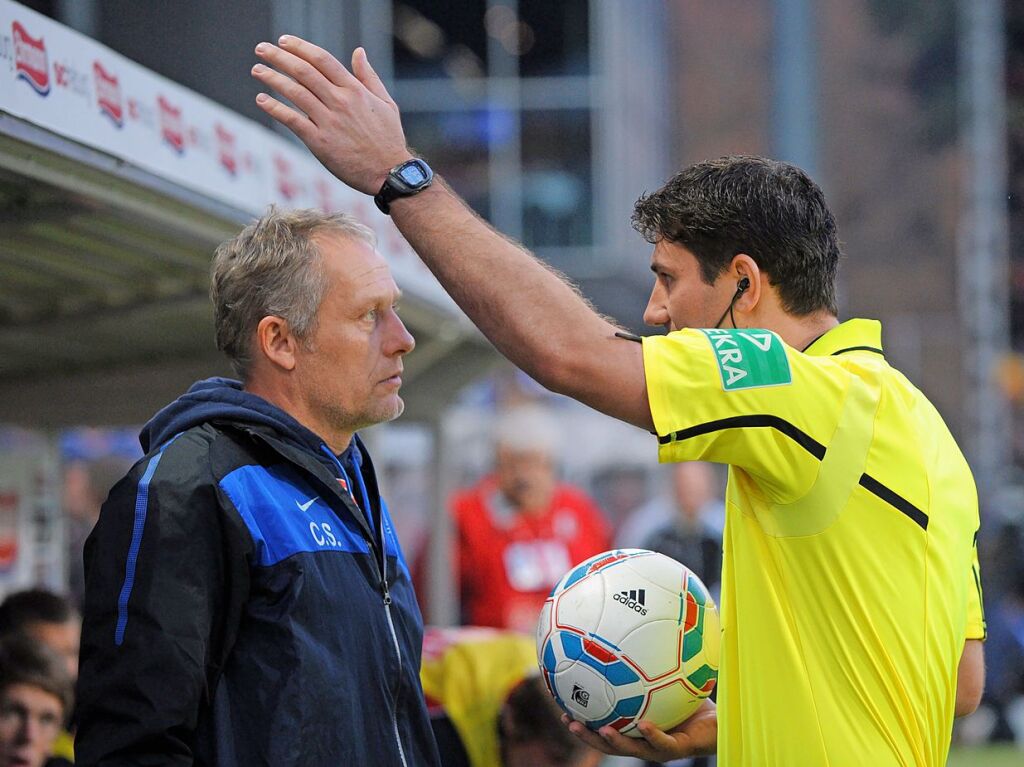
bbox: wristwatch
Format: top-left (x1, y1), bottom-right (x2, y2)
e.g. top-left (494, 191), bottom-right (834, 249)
top-left (374, 158), bottom-right (434, 214)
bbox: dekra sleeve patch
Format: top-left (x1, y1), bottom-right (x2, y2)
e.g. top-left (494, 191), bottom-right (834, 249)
top-left (699, 328), bottom-right (793, 391)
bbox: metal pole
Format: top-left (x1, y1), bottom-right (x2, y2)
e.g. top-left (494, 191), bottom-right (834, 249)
top-left (486, 0), bottom-right (523, 241)
top-left (426, 416), bottom-right (457, 626)
top-left (57, 0), bottom-right (99, 39)
top-left (772, 0), bottom-right (820, 177)
top-left (957, 0), bottom-right (1010, 501)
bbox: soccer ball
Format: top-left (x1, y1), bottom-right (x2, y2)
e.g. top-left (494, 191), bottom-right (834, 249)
top-left (536, 549), bottom-right (720, 737)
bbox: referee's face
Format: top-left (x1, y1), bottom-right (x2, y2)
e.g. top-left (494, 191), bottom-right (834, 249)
top-left (645, 240), bottom-right (731, 331)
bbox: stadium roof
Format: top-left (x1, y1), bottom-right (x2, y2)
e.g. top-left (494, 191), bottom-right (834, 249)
top-left (0, 3), bottom-right (492, 427)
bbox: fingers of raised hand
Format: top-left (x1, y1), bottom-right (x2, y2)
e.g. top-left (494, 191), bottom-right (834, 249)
top-left (251, 63), bottom-right (328, 124)
top-left (253, 92), bottom-right (315, 141)
top-left (351, 47), bottom-right (394, 104)
top-left (254, 43), bottom-right (343, 114)
top-left (276, 35), bottom-right (361, 90)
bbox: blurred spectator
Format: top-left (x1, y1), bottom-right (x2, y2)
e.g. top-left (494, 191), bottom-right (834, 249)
top-left (0, 634), bottom-right (73, 767)
top-left (427, 404), bottom-right (611, 632)
top-left (0, 590), bottom-right (80, 764)
top-left (589, 466), bottom-right (649, 533)
top-left (62, 459), bottom-right (126, 610)
top-left (420, 626), bottom-right (600, 767)
top-left (0, 591), bottom-right (80, 682)
top-left (984, 558), bottom-right (1024, 744)
top-left (618, 463), bottom-right (725, 597)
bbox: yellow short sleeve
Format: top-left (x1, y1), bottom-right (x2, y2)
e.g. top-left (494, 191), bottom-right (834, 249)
top-left (642, 328), bottom-right (851, 502)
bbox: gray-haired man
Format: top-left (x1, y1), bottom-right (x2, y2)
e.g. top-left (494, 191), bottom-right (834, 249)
top-left (76, 208), bottom-right (441, 766)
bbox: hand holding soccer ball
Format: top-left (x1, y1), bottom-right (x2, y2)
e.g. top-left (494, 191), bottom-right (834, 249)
top-left (536, 548), bottom-right (721, 757)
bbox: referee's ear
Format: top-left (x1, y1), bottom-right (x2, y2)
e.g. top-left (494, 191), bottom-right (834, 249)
top-left (726, 253), bottom-right (762, 315)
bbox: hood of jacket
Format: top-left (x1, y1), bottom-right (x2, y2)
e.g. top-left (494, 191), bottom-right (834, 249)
top-left (139, 377), bottom-right (362, 470)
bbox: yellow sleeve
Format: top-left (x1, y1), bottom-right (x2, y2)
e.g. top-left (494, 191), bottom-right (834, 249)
top-left (642, 328), bottom-right (849, 502)
top-left (965, 538), bottom-right (986, 640)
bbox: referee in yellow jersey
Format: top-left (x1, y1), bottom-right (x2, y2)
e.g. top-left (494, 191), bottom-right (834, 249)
top-left (253, 39), bottom-right (987, 766)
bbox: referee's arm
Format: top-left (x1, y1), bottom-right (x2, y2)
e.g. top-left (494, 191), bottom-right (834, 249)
top-left (955, 640), bottom-right (985, 717)
top-left (391, 182), bottom-right (656, 430)
top-left (251, 38), bottom-right (656, 432)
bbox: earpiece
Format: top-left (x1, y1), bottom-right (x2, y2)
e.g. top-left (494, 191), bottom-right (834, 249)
top-left (713, 276), bottom-right (752, 328)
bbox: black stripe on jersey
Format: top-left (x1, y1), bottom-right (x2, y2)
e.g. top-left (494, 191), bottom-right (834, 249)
top-left (831, 346), bottom-right (884, 357)
top-left (970, 530), bottom-right (986, 636)
top-left (657, 415), bottom-right (826, 460)
top-left (972, 567), bottom-right (987, 638)
top-left (857, 473), bottom-right (929, 530)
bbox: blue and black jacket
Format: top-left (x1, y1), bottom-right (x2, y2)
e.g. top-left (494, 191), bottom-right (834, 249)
top-left (76, 378), bottom-right (441, 767)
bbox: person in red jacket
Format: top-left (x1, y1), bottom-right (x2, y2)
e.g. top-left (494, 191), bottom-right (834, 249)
top-left (449, 404), bottom-right (612, 632)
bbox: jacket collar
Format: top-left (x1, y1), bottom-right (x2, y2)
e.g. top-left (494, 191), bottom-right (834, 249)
top-left (802, 318), bottom-right (884, 358)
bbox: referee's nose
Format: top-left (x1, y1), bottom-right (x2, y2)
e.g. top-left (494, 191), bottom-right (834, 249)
top-left (643, 282), bottom-right (670, 328)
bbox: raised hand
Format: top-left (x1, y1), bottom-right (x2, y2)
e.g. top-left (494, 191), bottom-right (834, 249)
top-left (252, 36), bottom-right (411, 194)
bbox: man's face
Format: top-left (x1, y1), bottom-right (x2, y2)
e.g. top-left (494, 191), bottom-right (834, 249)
top-left (495, 447), bottom-right (556, 513)
top-left (24, 621), bottom-right (79, 682)
top-left (0, 684), bottom-right (63, 767)
top-left (643, 239), bottom-right (734, 331)
top-left (294, 233), bottom-right (415, 438)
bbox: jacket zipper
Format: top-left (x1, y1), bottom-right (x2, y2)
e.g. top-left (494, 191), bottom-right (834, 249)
top-left (323, 443), bottom-right (410, 767)
top-left (241, 429), bottom-right (411, 766)
top-left (380, 553), bottom-right (409, 767)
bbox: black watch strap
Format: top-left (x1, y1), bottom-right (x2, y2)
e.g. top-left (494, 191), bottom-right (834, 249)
top-left (374, 183), bottom-right (403, 215)
top-left (374, 158), bottom-right (434, 215)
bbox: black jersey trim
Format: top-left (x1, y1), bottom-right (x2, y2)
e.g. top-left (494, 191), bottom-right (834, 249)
top-left (657, 415), bottom-right (827, 460)
top-left (831, 346), bottom-right (884, 357)
top-left (858, 473), bottom-right (929, 530)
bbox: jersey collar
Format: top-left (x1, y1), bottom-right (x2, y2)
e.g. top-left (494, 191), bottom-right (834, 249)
top-left (802, 318), bottom-right (884, 358)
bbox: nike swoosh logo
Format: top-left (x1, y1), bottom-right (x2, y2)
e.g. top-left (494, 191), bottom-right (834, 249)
top-left (296, 497), bottom-right (318, 512)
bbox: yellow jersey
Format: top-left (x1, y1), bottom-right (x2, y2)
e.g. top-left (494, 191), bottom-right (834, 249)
top-left (419, 627), bottom-right (538, 767)
top-left (642, 319), bottom-right (984, 767)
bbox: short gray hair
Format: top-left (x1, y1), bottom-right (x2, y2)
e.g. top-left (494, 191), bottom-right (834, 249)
top-left (211, 207), bottom-right (376, 379)
top-left (493, 403), bottom-right (560, 455)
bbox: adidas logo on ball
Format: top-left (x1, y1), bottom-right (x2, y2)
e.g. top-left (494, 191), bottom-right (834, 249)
top-left (614, 588), bottom-right (648, 616)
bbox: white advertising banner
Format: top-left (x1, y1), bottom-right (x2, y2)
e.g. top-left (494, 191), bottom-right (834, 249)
top-left (0, 441), bottom-right (62, 596)
top-left (0, 0), bottom-right (451, 306)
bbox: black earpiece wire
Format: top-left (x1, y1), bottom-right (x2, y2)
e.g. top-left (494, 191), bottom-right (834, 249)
top-left (713, 277), bottom-right (751, 330)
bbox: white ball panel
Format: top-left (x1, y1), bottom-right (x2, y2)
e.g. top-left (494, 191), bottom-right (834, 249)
top-left (552, 661), bottom-right (616, 721)
top-left (643, 680), bottom-right (705, 732)
top-left (620, 618), bottom-right (685, 680)
top-left (553, 571), bottom-right (607, 633)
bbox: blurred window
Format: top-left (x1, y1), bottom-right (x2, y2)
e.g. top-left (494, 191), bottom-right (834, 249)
top-left (518, 0), bottom-right (590, 77)
top-left (393, 0), bottom-right (599, 261)
top-left (521, 110), bottom-right (592, 247)
top-left (402, 110), bottom-right (494, 220)
top-left (393, 0), bottom-right (488, 79)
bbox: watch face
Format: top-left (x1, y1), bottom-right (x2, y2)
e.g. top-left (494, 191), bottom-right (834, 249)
top-left (398, 163), bottom-right (427, 185)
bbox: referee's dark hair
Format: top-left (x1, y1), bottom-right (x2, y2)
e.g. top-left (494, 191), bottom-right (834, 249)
top-left (632, 155), bottom-right (841, 316)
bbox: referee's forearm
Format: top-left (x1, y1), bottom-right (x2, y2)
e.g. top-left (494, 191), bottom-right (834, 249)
top-left (391, 182), bottom-right (616, 387)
